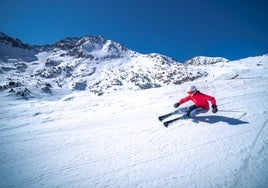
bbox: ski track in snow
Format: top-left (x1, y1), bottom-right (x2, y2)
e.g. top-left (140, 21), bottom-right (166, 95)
top-left (1, 56), bottom-right (268, 187)
top-left (233, 118), bottom-right (268, 188)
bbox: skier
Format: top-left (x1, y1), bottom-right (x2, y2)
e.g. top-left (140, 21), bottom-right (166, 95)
top-left (173, 85), bottom-right (218, 119)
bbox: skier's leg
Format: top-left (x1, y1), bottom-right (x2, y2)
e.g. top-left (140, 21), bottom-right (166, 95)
top-left (180, 105), bottom-right (197, 119)
top-left (171, 107), bottom-right (188, 115)
top-left (187, 105), bottom-right (197, 116)
top-left (189, 108), bottom-right (209, 118)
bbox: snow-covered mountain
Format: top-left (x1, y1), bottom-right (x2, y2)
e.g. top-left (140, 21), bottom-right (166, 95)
top-left (1, 31), bottom-right (268, 188)
top-left (184, 56), bottom-right (228, 65)
top-left (0, 32), bottom-right (228, 99)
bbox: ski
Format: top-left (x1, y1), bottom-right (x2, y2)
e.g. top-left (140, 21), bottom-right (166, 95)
top-left (158, 113), bottom-right (172, 122)
top-left (163, 117), bottom-right (184, 127)
top-left (158, 107), bottom-right (188, 122)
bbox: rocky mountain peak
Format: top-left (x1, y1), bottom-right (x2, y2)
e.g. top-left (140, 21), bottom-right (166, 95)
top-left (0, 32), bottom-right (230, 99)
top-left (0, 31), bottom-right (31, 50)
top-left (183, 56), bottom-right (229, 65)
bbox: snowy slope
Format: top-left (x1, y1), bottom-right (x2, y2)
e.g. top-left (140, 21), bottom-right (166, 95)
top-left (0, 54), bottom-right (268, 188)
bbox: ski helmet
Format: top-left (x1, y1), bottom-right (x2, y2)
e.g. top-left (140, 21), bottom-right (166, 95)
top-left (187, 85), bottom-right (197, 93)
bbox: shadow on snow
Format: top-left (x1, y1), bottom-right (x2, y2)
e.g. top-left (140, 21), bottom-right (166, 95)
top-left (192, 115), bottom-right (249, 126)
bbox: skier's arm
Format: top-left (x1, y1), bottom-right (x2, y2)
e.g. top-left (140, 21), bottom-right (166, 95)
top-left (208, 95), bottom-right (216, 106)
top-left (174, 96), bottom-right (190, 108)
top-left (178, 96), bottom-right (191, 105)
top-left (204, 94), bottom-right (218, 113)
top-left (202, 93), bottom-right (216, 105)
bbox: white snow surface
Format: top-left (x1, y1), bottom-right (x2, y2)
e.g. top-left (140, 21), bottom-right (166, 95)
top-left (0, 54), bottom-right (268, 188)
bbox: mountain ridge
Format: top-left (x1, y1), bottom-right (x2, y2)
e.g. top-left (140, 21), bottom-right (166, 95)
top-left (0, 31), bottom-right (243, 99)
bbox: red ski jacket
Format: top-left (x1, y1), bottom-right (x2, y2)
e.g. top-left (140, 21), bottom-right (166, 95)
top-left (178, 91), bottom-right (216, 109)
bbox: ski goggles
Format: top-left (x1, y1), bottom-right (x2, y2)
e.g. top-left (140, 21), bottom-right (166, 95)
top-left (187, 91), bottom-right (195, 95)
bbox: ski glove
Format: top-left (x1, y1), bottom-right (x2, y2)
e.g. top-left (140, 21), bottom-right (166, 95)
top-left (212, 105), bottom-right (218, 113)
top-left (174, 103), bottom-right (180, 108)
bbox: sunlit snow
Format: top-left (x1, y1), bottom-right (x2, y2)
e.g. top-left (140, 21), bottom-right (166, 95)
top-left (0, 32), bottom-right (268, 187)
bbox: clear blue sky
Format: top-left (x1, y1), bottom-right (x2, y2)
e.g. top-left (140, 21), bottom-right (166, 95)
top-left (0, 0), bottom-right (267, 61)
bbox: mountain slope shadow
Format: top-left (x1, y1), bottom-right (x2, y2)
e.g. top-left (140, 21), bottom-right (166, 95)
top-left (192, 115), bottom-right (249, 126)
